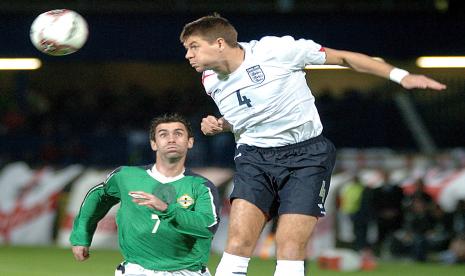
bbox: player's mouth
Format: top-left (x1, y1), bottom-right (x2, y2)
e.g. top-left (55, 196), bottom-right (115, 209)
top-left (166, 145), bottom-right (178, 151)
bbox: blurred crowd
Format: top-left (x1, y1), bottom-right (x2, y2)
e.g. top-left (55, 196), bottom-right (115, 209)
top-left (339, 171), bottom-right (465, 264)
top-left (3, 86), bottom-right (463, 168)
top-left (0, 85), bottom-right (232, 167)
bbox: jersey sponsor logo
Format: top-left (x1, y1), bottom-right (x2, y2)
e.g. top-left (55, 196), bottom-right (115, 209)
top-left (177, 194), bottom-right (194, 208)
top-left (246, 65), bottom-right (265, 83)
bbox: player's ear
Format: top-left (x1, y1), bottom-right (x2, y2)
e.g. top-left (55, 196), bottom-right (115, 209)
top-left (150, 139), bottom-right (158, 151)
top-left (216, 37), bottom-right (226, 51)
top-left (187, 137), bottom-right (194, 149)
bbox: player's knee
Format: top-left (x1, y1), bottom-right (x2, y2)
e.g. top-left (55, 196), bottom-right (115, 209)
top-left (276, 240), bottom-right (307, 259)
top-left (226, 236), bottom-right (256, 256)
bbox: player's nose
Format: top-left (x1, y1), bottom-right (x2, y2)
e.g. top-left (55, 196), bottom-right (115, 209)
top-left (167, 134), bottom-right (176, 142)
top-left (185, 50), bottom-right (193, 59)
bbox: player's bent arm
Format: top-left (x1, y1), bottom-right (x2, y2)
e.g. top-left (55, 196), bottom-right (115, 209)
top-left (69, 184), bottom-right (120, 246)
top-left (159, 184), bottom-right (220, 238)
top-left (324, 47), bottom-right (446, 91)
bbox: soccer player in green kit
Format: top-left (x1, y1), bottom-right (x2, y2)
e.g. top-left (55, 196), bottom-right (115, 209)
top-left (70, 114), bottom-right (220, 276)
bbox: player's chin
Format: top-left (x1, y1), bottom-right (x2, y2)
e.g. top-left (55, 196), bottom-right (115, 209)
top-left (166, 150), bottom-right (182, 157)
top-left (191, 64), bottom-right (205, 72)
top-left (194, 66), bottom-right (205, 73)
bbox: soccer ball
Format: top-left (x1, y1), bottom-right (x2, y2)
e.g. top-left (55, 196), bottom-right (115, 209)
top-left (30, 9), bottom-right (88, 56)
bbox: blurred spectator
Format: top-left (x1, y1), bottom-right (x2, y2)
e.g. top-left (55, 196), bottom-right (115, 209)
top-left (390, 195), bottom-right (434, 261)
top-left (427, 203), bottom-right (454, 252)
top-left (403, 178), bottom-right (433, 209)
top-left (438, 200), bottom-right (465, 264)
top-left (340, 176), bottom-right (373, 252)
top-left (340, 175), bottom-right (377, 269)
top-left (372, 170), bottom-right (404, 255)
top-left (452, 199), bottom-right (465, 236)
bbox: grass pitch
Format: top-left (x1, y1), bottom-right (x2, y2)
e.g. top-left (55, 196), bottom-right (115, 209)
top-left (1, 246), bottom-right (464, 275)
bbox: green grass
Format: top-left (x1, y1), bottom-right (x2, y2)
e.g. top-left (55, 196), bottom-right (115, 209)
top-left (0, 246), bottom-right (464, 275)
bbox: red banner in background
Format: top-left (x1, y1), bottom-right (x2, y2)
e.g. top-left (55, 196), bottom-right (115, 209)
top-left (0, 162), bottom-right (83, 245)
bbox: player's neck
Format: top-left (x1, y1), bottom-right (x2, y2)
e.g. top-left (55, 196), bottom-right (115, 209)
top-left (217, 46), bottom-right (244, 75)
top-left (153, 162), bottom-right (185, 178)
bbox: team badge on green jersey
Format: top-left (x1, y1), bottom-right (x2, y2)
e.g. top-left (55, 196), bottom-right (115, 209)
top-left (177, 194), bottom-right (194, 208)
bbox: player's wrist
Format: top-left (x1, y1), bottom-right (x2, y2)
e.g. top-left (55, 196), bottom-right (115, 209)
top-left (159, 202), bottom-right (168, 212)
top-left (219, 117), bottom-right (232, 132)
top-left (389, 68), bottom-right (409, 84)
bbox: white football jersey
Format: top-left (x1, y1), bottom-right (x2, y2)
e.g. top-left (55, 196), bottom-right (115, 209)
top-left (202, 36), bottom-right (326, 147)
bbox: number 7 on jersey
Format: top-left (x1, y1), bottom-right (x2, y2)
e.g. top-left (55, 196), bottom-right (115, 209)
top-left (151, 214), bottom-right (160, 233)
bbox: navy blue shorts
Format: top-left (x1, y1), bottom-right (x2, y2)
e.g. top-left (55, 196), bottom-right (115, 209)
top-left (230, 135), bottom-right (336, 218)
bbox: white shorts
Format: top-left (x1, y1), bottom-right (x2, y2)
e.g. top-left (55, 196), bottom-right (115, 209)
top-left (114, 262), bottom-right (211, 276)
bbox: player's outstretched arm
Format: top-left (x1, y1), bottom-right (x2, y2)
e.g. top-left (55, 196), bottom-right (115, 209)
top-left (323, 47), bottom-right (446, 91)
top-left (72, 245), bottom-right (90, 261)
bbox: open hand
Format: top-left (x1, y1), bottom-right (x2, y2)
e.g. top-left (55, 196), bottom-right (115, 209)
top-left (129, 191), bottom-right (168, 212)
top-left (401, 74), bottom-right (447, 91)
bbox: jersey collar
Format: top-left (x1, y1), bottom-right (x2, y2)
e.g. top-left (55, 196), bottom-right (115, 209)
top-left (146, 164), bottom-right (185, 183)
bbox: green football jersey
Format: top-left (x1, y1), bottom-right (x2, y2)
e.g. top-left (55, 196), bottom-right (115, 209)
top-left (70, 165), bottom-right (220, 271)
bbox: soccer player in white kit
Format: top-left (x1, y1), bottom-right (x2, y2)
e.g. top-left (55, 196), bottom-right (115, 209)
top-left (180, 14), bottom-right (446, 276)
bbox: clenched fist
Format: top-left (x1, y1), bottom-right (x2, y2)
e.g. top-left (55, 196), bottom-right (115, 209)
top-left (201, 115), bottom-right (232, 136)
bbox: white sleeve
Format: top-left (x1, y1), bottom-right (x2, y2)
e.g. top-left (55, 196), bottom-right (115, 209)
top-left (255, 36), bottom-right (326, 69)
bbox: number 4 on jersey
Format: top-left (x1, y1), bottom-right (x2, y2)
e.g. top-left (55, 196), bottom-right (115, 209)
top-left (235, 90), bottom-right (252, 107)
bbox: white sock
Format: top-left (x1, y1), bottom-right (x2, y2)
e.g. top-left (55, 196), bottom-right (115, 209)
top-left (274, 260), bottom-right (305, 276)
top-left (215, 252), bottom-right (250, 276)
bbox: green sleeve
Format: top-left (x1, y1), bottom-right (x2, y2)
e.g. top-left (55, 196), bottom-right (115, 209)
top-left (69, 170), bottom-right (121, 246)
top-left (159, 184), bottom-right (220, 239)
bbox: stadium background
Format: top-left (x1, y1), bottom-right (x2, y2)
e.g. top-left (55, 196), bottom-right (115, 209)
top-left (1, 1), bottom-right (465, 275)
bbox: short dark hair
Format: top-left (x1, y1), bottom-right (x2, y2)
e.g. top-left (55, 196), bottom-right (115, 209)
top-left (180, 13), bottom-right (238, 47)
top-left (149, 113), bottom-right (194, 141)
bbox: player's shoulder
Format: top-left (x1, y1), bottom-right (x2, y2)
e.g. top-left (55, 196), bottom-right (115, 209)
top-left (248, 35), bottom-right (298, 50)
top-left (104, 164), bottom-right (150, 182)
top-left (184, 168), bottom-right (212, 183)
top-left (184, 169), bottom-right (217, 190)
top-left (245, 35), bottom-right (306, 60)
top-left (117, 164), bottom-right (150, 174)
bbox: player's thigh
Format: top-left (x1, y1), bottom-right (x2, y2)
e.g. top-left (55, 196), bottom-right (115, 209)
top-left (231, 151), bottom-right (277, 216)
top-left (226, 198), bottom-right (267, 254)
top-left (275, 214), bottom-right (318, 259)
top-left (277, 136), bottom-right (336, 217)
